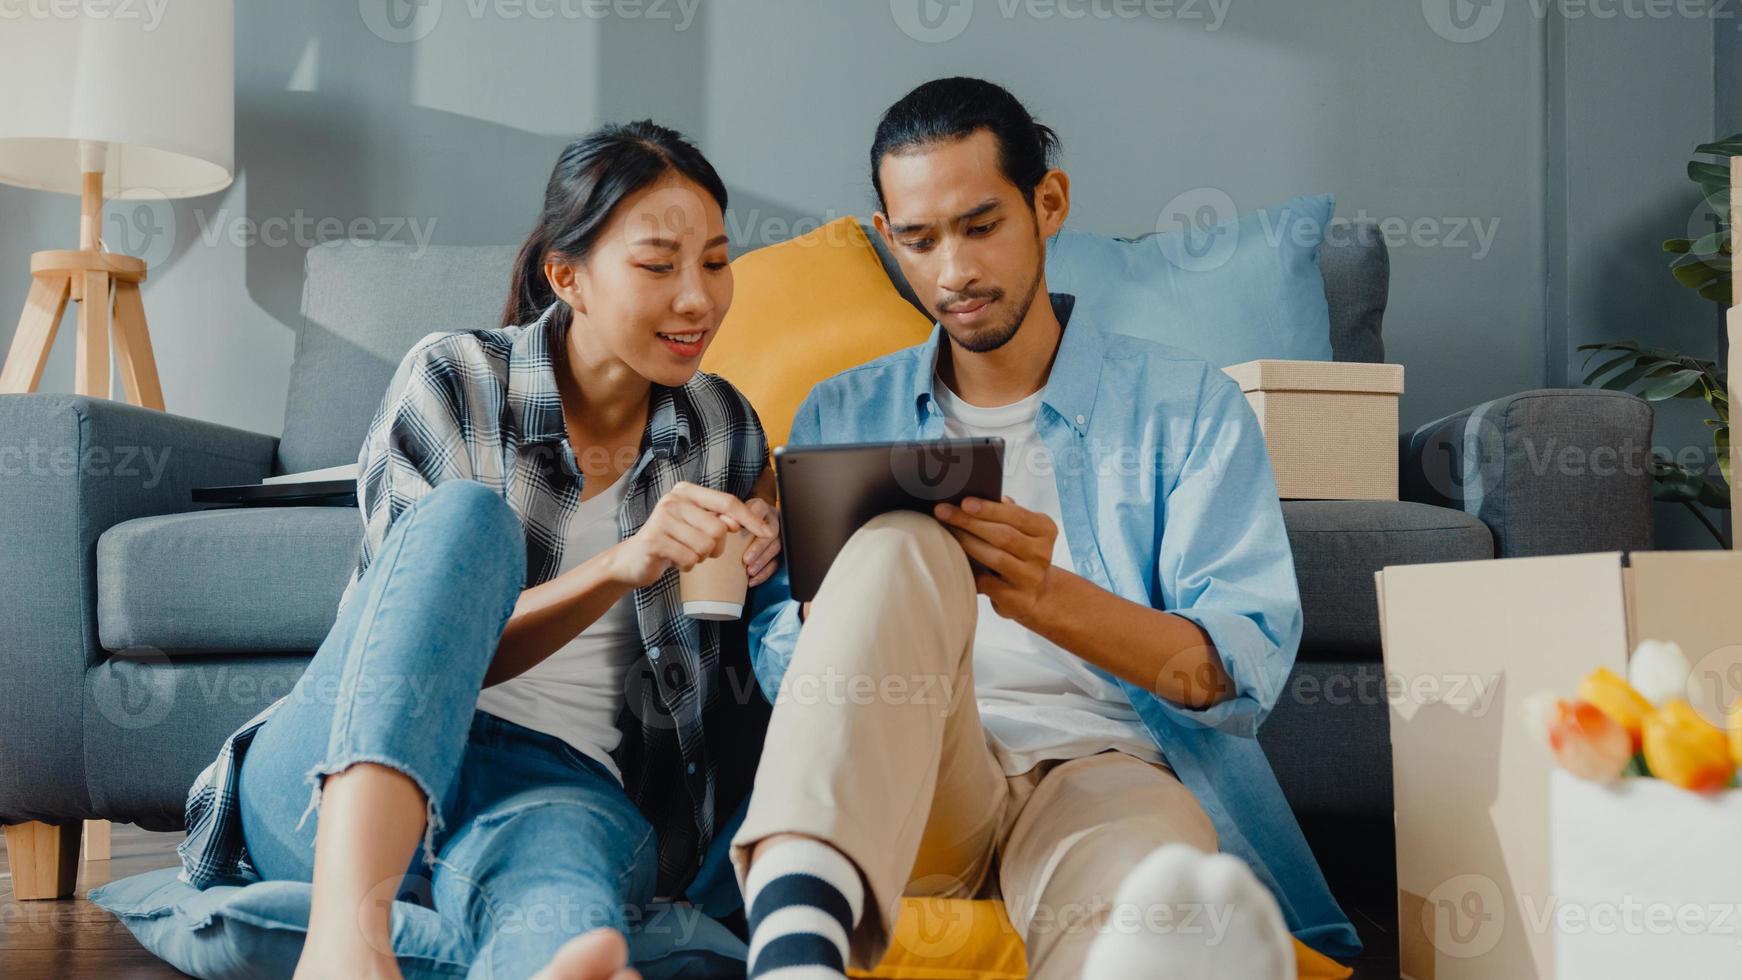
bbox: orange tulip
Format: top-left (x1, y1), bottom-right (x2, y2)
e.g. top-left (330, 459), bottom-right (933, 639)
top-left (1546, 699), bottom-right (1632, 782)
top-left (1577, 667), bottom-right (1653, 752)
top-left (1643, 699), bottom-right (1736, 792)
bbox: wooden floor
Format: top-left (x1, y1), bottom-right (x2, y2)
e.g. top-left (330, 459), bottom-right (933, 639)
top-left (0, 823), bottom-right (189, 979)
top-left (1, 824), bottom-right (1402, 979)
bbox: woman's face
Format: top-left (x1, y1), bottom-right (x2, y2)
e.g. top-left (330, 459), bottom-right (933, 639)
top-left (550, 174), bottom-right (733, 388)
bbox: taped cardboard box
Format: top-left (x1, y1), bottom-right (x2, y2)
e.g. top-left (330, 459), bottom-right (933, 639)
top-left (1222, 359), bottom-right (1405, 500)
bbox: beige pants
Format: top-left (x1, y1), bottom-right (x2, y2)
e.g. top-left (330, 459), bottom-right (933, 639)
top-left (731, 512), bottom-right (1219, 980)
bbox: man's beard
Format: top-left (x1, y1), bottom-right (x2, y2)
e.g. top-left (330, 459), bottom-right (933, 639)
top-left (943, 261), bottom-right (1045, 355)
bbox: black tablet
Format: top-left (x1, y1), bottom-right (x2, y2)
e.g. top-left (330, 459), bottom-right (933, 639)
top-left (773, 437), bottom-right (1004, 601)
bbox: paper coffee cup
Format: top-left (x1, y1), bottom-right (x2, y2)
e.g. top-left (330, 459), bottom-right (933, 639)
top-left (680, 527), bottom-right (752, 621)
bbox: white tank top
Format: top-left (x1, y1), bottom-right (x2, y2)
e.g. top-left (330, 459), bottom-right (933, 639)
top-left (475, 471), bottom-right (641, 782)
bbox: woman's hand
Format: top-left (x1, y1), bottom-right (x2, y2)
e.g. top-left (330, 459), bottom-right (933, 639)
top-left (606, 481), bottom-right (778, 589)
top-left (742, 497), bottom-right (782, 587)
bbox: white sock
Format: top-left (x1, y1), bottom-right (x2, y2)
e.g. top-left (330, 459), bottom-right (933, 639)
top-left (1081, 843), bottom-right (1298, 980)
top-left (744, 838), bottom-right (866, 979)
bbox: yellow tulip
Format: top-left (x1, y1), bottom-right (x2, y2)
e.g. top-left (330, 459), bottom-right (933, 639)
top-left (1577, 667), bottom-right (1653, 752)
top-left (1728, 699), bottom-right (1742, 769)
top-left (1643, 699), bottom-right (1735, 792)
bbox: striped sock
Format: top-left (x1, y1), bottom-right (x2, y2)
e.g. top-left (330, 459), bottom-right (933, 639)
top-left (744, 838), bottom-right (865, 979)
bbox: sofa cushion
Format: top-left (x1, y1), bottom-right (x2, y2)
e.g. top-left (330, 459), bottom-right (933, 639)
top-left (84, 654), bottom-right (314, 830)
top-left (1283, 500), bottom-right (1493, 660)
top-left (88, 866), bottom-right (748, 980)
top-left (1317, 220), bottom-right (1389, 363)
top-left (1044, 195), bottom-right (1337, 367)
top-left (867, 218), bottom-right (1390, 365)
top-left (702, 217), bottom-right (934, 448)
top-left (98, 507), bottom-right (359, 654)
top-left (281, 242), bottom-right (519, 474)
top-left (1260, 659), bottom-right (1393, 822)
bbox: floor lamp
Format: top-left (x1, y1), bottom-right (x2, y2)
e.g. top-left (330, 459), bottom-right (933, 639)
top-left (0, 2), bottom-right (232, 900)
top-left (0, 3), bottom-right (234, 410)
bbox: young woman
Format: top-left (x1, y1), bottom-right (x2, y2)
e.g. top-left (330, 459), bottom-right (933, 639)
top-left (177, 122), bottom-right (781, 980)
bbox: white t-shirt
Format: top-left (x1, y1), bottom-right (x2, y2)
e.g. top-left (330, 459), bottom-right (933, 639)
top-left (933, 376), bottom-right (1165, 777)
top-left (475, 471), bottom-right (641, 782)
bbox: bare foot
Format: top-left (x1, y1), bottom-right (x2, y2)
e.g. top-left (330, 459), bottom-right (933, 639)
top-left (292, 939), bottom-right (401, 980)
top-left (531, 927), bottom-right (641, 980)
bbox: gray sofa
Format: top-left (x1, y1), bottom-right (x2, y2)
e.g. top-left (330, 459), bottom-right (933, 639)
top-left (0, 226), bottom-right (1654, 903)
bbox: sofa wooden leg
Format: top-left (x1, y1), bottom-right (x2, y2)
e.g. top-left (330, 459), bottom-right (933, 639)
top-left (4, 821), bottom-right (82, 900)
top-left (83, 819), bottom-right (111, 861)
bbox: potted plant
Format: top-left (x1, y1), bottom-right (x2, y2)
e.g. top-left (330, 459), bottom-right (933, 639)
top-left (1578, 135), bottom-right (1739, 547)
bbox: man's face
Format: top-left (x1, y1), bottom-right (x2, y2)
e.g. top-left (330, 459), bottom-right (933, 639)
top-left (875, 130), bottom-right (1065, 354)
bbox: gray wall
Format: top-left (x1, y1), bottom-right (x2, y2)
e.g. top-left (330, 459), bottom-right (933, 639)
top-left (0, 0), bottom-right (1728, 545)
top-left (1549, 9), bottom-right (1721, 550)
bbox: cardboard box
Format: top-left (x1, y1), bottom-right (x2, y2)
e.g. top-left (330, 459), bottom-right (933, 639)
top-left (1550, 770), bottom-right (1742, 978)
top-left (1379, 156), bottom-right (1742, 979)
top-left (1377, 550), bottom-right (1742, 980)
top-left (1221, 359), bottom-right (1405, 500)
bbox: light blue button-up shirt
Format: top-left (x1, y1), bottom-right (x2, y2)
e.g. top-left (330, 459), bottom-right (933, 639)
top-left (746, 294), bottom-right (1361, 956)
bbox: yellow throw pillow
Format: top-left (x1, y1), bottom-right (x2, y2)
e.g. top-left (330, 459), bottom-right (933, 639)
top-left (702, 217), bottom-right (934, 449)
top-left (848, 897), bottom-right (1353, 980)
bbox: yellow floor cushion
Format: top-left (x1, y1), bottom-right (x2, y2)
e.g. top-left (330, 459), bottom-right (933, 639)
top-left (847, 897), bottom-right (1352, 980)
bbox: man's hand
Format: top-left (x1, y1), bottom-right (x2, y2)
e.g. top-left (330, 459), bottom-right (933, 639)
top-left (742, 497), bottom-right (782, 587)
top-left (933, 495), bottom-right (1059, 627)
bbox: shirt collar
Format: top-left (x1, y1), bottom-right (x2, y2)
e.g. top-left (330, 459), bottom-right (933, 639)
top-left (510, 302), bottom-right (693, 464)
top-left (912, 292), bottom-right (1102, 434)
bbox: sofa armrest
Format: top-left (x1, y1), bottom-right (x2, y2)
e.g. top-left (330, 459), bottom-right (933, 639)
top-left (0, 394), bottom-right (278, 823)
top-left (1399, 389), bottom-right (1655, 558)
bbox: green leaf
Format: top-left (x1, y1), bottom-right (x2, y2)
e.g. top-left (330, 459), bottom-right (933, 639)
top-left (1642, 369), bottom-right (1704, 400)
top-left (1576, 340), bottom-right (1642, 354)
top-left (1696, 136), bottom-right (1742, 157)
top-left (1691, 162), bottom-right (1734, 205)
top-left (1699, 281), bottom-right (1735, 305)
top-left (1692, 160), bottom-right (1733, 184)
top-left (1654, 465), bottom-right (1707, 503)
top-left (1580, 351), bottom-right (1642, 384)
top-left (1700, 477), bottom-right (1732, 509)
top-left (1666, 238), bottom-right (1695, 254)
top-left (1672, 259), bottom-right (1724, 291)
top-left (1690, 231), bottom-right (1730, 257)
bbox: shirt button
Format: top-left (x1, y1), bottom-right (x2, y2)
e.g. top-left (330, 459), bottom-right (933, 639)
top-left (687, 762), bottom-right (697, 774)
top-left (648, 646), bottom-right (661, 661)
top-left (1075, 414), bottom-right (1086, 426)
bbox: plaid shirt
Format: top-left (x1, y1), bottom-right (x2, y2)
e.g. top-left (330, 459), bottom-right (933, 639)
top-left (179, 302), bottom-right (770, 898)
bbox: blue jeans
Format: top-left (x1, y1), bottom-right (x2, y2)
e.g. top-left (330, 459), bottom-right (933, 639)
top-left (236, 479), bottom-right (659, 979)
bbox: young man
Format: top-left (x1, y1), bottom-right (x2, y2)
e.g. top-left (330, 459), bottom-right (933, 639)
top-left (730, 77), bottom-right (1360, 980)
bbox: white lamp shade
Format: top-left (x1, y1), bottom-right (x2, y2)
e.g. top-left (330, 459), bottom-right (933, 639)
top-left (0, 0), bottom-right (234, 199)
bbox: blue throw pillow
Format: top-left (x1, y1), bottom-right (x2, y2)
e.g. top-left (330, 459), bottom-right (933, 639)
top-left (89, 867), bottom-right (749, 980)
top-left (1045, 194), bottom-right (1336, 366)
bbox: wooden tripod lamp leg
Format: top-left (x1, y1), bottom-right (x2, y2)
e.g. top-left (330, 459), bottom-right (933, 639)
top-left (111, 281), bottom-right (164, 411)
top-left (74, 270), bottom-right (111, 399)
top-left (0, 275), bottom-right (72, 395)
